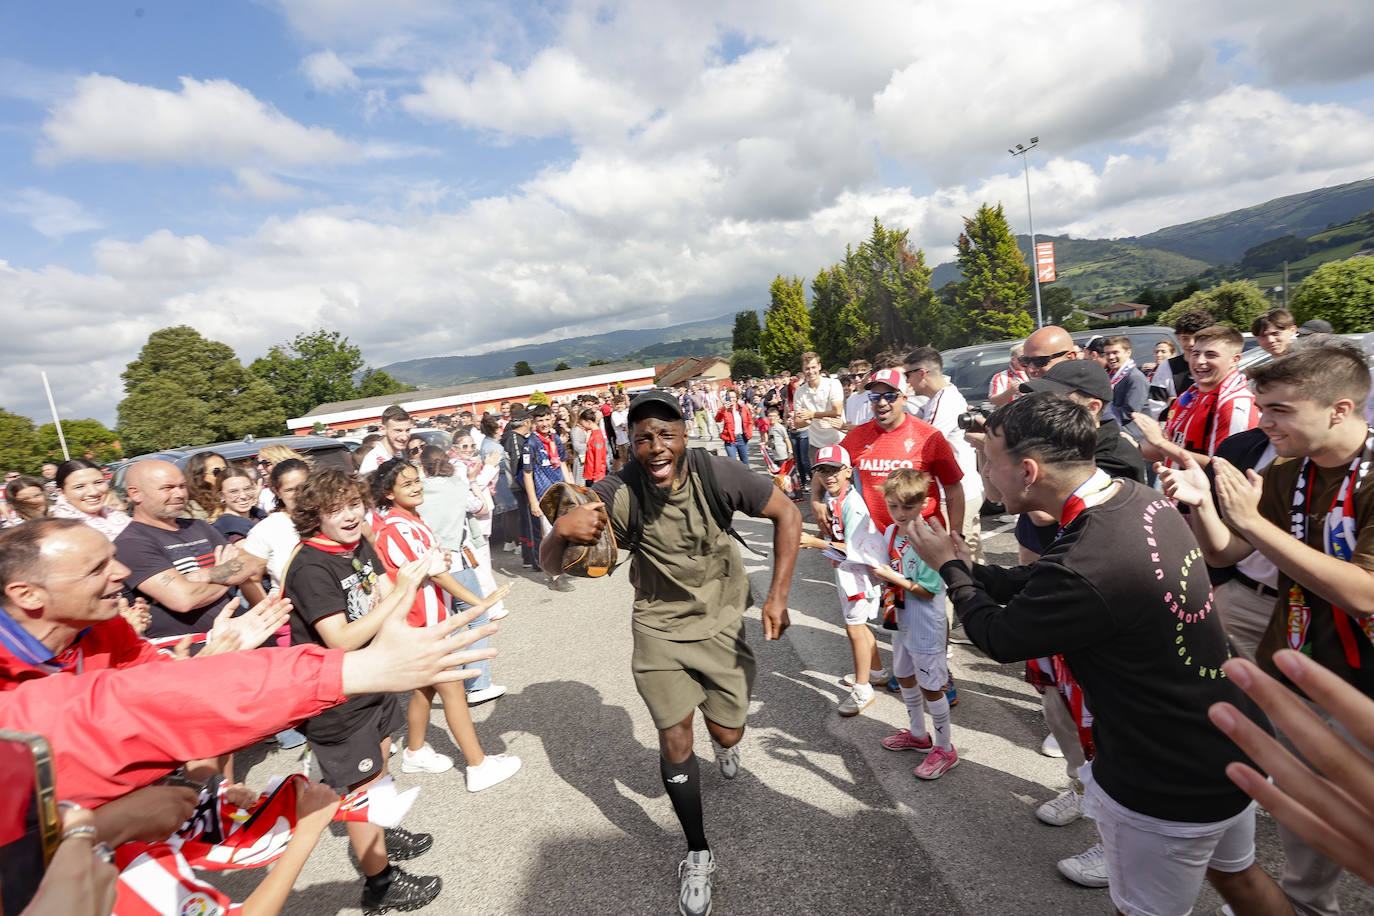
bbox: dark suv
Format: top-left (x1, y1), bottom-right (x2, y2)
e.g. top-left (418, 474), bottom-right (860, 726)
top-left (110, 434), bottom-right (355, 496)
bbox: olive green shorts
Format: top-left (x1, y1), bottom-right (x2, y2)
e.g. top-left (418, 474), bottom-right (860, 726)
top-left (631, 617), bottom-right (756, 730)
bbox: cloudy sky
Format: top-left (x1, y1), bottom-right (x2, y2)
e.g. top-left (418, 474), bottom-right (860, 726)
top-left (3, 0), bottom-right (1374, 425)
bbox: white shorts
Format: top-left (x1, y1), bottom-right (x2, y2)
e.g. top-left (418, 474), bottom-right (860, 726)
top-left (1082, 764), bottom-right (1256, 916)
top-left (835, 587), bottom-right (878, 626)
top-left (892, 644), bottom-right (948, 691)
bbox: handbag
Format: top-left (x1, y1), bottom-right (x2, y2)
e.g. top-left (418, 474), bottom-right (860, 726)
top-left (537, 482), bottom-right (617, 578)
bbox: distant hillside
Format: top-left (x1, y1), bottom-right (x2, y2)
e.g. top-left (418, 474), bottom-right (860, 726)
top-left (1129, 177), bottom-right (1374, 264)
top-left (930, 177), bottom-right (1374, 301)
top-left (383, 312), bottom-right (744, 388)
top-left (1219, 207), bottom-right (1374, 290)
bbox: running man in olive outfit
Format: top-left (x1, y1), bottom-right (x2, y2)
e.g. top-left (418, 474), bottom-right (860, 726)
top-left (542, 389), bottom-right (801, 916)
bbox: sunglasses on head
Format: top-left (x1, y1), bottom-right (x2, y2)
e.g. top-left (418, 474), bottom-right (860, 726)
top-left (209, 466), bottom-right (225, 477)
top-left (1021, 349), bottom-right (1071, 369)
top-left (408, 446), bottom-right (422, 455)
top-left (866, 390), bottom-right (902, 404)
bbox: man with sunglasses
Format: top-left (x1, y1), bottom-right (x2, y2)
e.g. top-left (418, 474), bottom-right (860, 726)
top-left (823, 368), bottom-right (965, 542)
top-left (1020, 326), bottom-right (1081, 379)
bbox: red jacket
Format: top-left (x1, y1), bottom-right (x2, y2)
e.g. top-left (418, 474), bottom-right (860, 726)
top-left (0, 645), bottom-right (347, 806)
top-left (714, 403), bottom-right (753, 442)
top-left (583, 427), bottom-right (608, 482)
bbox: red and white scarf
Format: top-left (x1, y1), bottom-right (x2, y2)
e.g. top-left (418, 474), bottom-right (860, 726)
top-left (1164, 369), bottom-right (1250, 458)
top-left (1108, 358), bottom-right (1136, 388)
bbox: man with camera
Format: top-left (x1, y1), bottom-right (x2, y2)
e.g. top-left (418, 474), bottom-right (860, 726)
top-left (904, 347), bottom-right (984, 564)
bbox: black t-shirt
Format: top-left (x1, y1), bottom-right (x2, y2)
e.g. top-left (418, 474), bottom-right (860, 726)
top-left (948, 479), bottom-right (1265, 822)
top-left (284, 541), bottom-right (388, 741)
top-left (114, 519), bottom-right (235, 638)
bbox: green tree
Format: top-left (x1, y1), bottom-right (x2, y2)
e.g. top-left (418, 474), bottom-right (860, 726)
top-left (1290, 257), bottom-right (1374, 333)
top-left (729, 349), bottom-right (767, 379)
top-left (954, 203), bottom-right (1034, 342)
top-left (249, 330), bottom-right (366, 418)
top-left (527, 390), bottom-right (550, 406)
top-left (854, 218), bottom-right (942, 351)
top-left (36, 419), bottom-right (122, 463)
top-left (0, 409), bottom-right (42, 473)
top-left (760, 275), bottom-right (812, 372)
top-left (1159, 280), bottom-right (1269, 330)
top-left (1040, 285), bottom-right (1078, 327)
top-left (513, 360), bottom-right (535, 376)
top-left (118, 325), bottom-right (286, 455)
top-left (809, 262), bottom-right (867, 367)
top-left (732, 311), bottom-right (762, 352)
top-left (554, 361), bottom-right (572, 372)
top-left (588, 358), bottom-right (612, 367)
top-left (356, 369), bottom-right (414, 399)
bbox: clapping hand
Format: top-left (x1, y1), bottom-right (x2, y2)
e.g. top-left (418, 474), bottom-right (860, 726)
top-left (1212, 457), bottom-right (1264, 530)
top-left (1158, 454), bottom-right (1211, 508)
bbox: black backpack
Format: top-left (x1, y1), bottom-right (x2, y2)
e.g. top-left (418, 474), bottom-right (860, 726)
top-left (616, 448), bottom-right (765, 559)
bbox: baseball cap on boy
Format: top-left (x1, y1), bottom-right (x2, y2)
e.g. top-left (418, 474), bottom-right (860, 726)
top-left (812, 445), bottom-right (851, 468)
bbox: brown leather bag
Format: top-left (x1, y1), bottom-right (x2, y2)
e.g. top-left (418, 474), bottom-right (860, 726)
top-left (538, 482), bottom-right (618, 578)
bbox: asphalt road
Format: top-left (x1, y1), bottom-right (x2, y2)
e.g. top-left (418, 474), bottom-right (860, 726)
top-left (220, 445), bottom-right (1372, 915)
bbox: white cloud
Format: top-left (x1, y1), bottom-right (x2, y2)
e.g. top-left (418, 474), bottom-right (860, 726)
top-left (218, 167), bottom-right (307, 202)
top-left (301, 50), bottom-right (360, 92)
top-left (402, 48), bottom-right (654, 141)
top-left (2, 189), bottom-right (102, 238)
top-left (40, 74), bottom-right (356, 166)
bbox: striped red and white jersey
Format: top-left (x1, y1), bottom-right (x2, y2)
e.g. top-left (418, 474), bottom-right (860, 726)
top-left (373, 507), bottom-right (448, 627)
top-left (1162, 369), bottom-right (1258, 468)
top-left (114, 843), bottom-right (241, 916)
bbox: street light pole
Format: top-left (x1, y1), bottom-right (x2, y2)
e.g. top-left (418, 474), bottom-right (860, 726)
top-left (1008, 137), bottom-right (1043, 328)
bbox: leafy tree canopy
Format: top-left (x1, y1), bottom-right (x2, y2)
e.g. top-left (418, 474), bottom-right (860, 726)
top-left (118, 325), bottom-right (285, 455)
top-left (37, 419), bottom-right (122, 464)
top-left (955, 203), bottom-right (1034, 343)
top-left (1159, 280), bottom-right (1270, 330)
top-left (513, 360), bottom-right (535, 376)
top-left (732, 311), bottom-right (761, 352)
top-left (729, 349), bottom-right (766, 379)
top-left (760, 275), bottom-right (812, 373)
top-left (1291, 257), bottom-right (1374, 333)
top-left (250, 329), bottom-right (412, 417)
top-left (0, 409), bottom-right (42, 474)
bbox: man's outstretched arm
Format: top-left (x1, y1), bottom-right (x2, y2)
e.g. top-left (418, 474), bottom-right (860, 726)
top-left (758, 487), bottom-right (801, 640)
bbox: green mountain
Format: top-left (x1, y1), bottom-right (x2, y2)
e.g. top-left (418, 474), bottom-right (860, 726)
top-left (382, 312), bottom-right (742, 388)
top-left (1218, 207), bottom-right (1374, 291)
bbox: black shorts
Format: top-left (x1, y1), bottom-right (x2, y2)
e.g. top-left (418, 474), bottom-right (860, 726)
top-left (306, 694), bottom-right (404, 791)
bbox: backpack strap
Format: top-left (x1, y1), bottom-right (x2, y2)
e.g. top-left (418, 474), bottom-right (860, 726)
top-left (616, 449), bottom-right (767, 559)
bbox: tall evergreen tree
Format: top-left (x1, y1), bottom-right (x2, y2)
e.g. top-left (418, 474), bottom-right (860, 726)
top-left (955, 203), bottom-right (1035, 342)
top-left (854, 218), bottom-right (939, 351)
top-left (731, 311), bottom-right (762, 352)
top-left (760, 275), bottom-right (812, 373)
top-left (118, 325), bottom-right (285, 455)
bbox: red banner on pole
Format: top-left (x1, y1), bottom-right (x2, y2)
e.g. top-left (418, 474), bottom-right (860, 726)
top-left (1035, 242), bottom-right (1056, 283)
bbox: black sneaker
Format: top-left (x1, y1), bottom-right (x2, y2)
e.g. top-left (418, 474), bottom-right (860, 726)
top-left (546, 575), bottom-right (574, 593)
top-left (384, 827), bottom-right (433, 861)
top-left (361, 866), bottom-right (442, 915)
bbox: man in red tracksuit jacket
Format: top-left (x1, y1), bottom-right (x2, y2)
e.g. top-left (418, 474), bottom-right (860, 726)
top-left (714, 388), bottom-right (753, 467)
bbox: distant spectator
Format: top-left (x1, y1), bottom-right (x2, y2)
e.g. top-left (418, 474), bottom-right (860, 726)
top-left (987, 344), bottom-right (1027, 408)
top-left (39, 462), bottom-right (59, 499)
top-left (3, 476), bottom-right (49, 526)
top-left (1252, 307), bottom-right (1297, 357)
top-left (1101, 336), bottom-right (1148, 438)
top-left (357, 405), bottom-right (413, 474)
top-left (213, 467), bottom-right (268, 543)
top-left (184, 451), bottom-right (228, 520)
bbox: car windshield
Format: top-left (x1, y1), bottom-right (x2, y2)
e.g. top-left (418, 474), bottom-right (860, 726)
top-left (946, 346), bottom-right (1017, 403)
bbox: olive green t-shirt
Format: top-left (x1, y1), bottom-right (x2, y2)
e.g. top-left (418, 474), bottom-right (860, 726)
top-left (591, 455), bottom-right (773, 641)
top-left (1255, 452), bottom-right (1374, 694)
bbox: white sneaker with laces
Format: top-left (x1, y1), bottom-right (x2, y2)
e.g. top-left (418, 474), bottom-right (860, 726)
top-left (1057, 843), bottom-right (1109, 888)
top-left (466, 685), bottom-right (507, 706)
top-left (466, 753), bottom-right (522, 792)
top-left (678, 849), bottom-right (715, 916)
top-left (715, 743), bottom-right (740, 780)
top-left (401, 743), bottom-right (453, 774)
top-left (1036, 786), bottom-right (1083, 826)
top-left (841, 668), bottom-right (890, 687)
top-left (1040, 732), bottom-right (1064, 758)
top-left (837, 683), bottom-right (876, 717)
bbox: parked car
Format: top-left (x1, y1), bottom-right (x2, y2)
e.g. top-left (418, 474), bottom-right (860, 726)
top-left (110, 434), bottom-right (354, 496)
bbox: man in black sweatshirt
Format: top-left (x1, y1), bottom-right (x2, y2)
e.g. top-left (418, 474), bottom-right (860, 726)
top-left (908, 393), bottom-right (1287, 916)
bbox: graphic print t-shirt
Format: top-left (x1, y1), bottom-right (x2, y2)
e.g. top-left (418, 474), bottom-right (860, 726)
top-left (115, 519), bottom-right (234, 638)
top-left (284, 540), bottom-right (387, 741)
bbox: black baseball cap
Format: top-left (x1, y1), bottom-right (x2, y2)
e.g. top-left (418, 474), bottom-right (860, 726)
top-left (1019, 360), bottom-right (1113, 402)
top-left (1297, 318), bottom-right (1333, 336)
top-left (628, 388), bottom-right (685, 423)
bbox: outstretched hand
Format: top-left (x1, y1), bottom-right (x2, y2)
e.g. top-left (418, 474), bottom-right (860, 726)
top-left (201, 592), bottom-right (292, 656)
top-left (907, 514), bottom-right (965, 571)
top-left (1158, 454), bottom-right (1210, 508)
top-left (342, 597), bottom-right (499, 695)
top-left (1209, 650), bottom-right (1374, 885)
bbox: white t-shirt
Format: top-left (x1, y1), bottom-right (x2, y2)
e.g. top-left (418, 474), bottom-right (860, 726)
top-left (611, 409), bottom-right (629, 445)
top-left (240, 511), bottom-right (302, 590)
top-left (357, 443), bottom-right (398, 475)
top-left (794, 376), bottom-right (845, 447)
top-left (919, 384), bottom-right (983, 502)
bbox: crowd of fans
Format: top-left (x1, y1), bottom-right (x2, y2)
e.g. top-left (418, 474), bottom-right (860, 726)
top-left (2, 308), bottom-right (1374, 916)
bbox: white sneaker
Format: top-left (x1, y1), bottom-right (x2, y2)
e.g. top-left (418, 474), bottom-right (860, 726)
top-left (1036, 786), bottom-right (1083, 826)
top-left (1040, 733), bottom-right (1064, 758)
top-left (401, 744), bottom-right (453, 774)
top-left (488, 606), bottom-right (510, 621)
top-left (841, 668), bottom-right (890, 687)
top-left (1057, 843), bottom-right (1109, 888)
top-left (837, 683), bottom-right (876, 717)
top-left (715, 743), bottom-right (740, 780)
top-left (678, 849), bottom-right (715, 916)
top-left (466, 753), bottom-right (522, 792)
top-left (466, 685), bottom-right (508, 706)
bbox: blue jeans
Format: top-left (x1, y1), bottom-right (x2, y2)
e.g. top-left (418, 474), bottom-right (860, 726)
top-left (789, 430), bottom-right (810, 483)
top-left (450, 567), bottom-right (492, 691)
top-left (724, 438), bottom-right (749, 467)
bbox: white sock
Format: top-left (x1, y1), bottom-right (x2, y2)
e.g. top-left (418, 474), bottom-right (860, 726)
top-left (899, 686), bottom-right (927, 737)
top-left (854, 682), bottom-right (874, 699)
top-left (927, 695), bottom-right (952, 750)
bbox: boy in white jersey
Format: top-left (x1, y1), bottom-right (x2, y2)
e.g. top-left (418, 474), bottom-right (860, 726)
top-left (799, 445), bottom-right (887, 717)
top-left (872, 468), bottom-right (958, 780)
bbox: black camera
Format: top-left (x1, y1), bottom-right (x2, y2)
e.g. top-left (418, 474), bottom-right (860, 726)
top-left (956, 408), bottom-right (988, 432)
